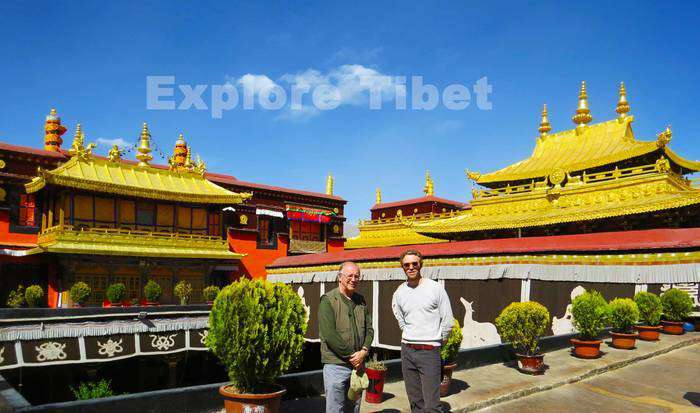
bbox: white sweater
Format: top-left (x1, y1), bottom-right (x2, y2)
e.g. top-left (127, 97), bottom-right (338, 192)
top-left (391, 278), bottom-right (454, 346)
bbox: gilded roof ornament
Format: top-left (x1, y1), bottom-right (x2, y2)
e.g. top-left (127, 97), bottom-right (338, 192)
top-left (135, 123), bottom-right (153, 167)
top-left (423, 170), bottom-right (435, 196)
top-left (538, 103), bottom-right (552, 136)
top-left (44, 108), bottom-right (67, 152)
top-left (376, 188), bottom-right (382, 204)
top-left (68, 124), bottom-right (95, 160)
top-left (616, 82), bottom-right (630, 119)
top-left (572, 81), bottom-right (593, 127)
top-left (466, 170), bottom-right (481, 182)
top-left (656, 125), bottom-right (672, 148)
top-left (184, 146), bottom-right (194, 170)
top-left (325, 174), bottom-right (334, 195)
top-left (194, 154), bottom-right (207, 175)
top-left (107, 144), bottom-right (123, 162)
top-left (170, 133), bottom-right (188, 170)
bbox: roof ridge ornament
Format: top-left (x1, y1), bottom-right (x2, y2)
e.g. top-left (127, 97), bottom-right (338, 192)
top-left (68, 124), bottom-right (95, 160)
top-left (169, 133), bottom-right (188, 170)
top-left (616, 82), bottom-right (631, 119)
top-left (572, 81), bottom-right (593, 128)
top-left (108, 145), bottom-right (123, 162)
top-left (325, 173), bottom-right (334, 195)
top-left (135, 123), bottom-right (153, 167)
top-left (424, 170), bottom-right (435, 196)
top-left (656, 125), bottom-right (672, 148)
top-left (538, 103), bottom-right (552, 137)
top-left (376, 188), bottom-right (382, 204)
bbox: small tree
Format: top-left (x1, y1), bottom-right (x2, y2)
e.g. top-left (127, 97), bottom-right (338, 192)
top-left (6, 285), bottom-right (25, 308)
top-left (634, 291), bottom-right (662, 326)
top-left (106, 283), bottom-right (127, 305)
top-left (440, 319), bottom-right (463, 364)
top-left (206, 278), bottom-right (307, 394)
top-left (143, 280), bottom-right (162, 303)
top-left (571, 290), bottom-right (608, 341)
top-left (71, 379), bottom-right (116, 400)
top-left (70, 282), bottom-right (91, 306)
top-left (496, 301), bottom-right (550, 356)
top-left (25, 285), bottom-right (44, 308)
top-left (203, 285), bottom-right (220, 302)
top-left (608, 298), bottom-right (639, 334)
top-left (660, 288), bottom-right (693, 322)
top-left (174, 280), bottom-right (193, 305)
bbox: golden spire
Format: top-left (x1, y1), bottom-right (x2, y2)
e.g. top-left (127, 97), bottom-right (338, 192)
top-left (423, 170), bottom-right (435, 196)
top-left (69, 124), bottom-right (84, 155)
top-left (325, 174), bottom-right (334, 195)
top-left (538, 103), bottom-right (552, 136)
top-left (616, 82), bottom-right (630, 118)
top-left (44, 108), bottom-right (67, 152)
top-left (572, 81), bottom-right (592, 126)
top-left (135, 123), bottom-right (153, 167)
top-left (184, 145), bottom-right (193, 170)
top-left (376, 188), bottom-right (382, 204)
top-left (171, 133), bottom-right (188, 169)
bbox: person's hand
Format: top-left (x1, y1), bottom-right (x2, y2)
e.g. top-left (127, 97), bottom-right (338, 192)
top-left (349, 348), bottom-right (368, 368)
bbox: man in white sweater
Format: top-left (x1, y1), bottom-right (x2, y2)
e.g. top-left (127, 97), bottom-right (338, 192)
top-left (392, 250), bottom-right (454, 413)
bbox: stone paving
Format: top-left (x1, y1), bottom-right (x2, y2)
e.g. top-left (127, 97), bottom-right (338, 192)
top-left (358, 332), bottom-right (700, 412)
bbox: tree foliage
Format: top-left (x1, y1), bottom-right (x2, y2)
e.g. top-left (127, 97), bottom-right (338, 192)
top-left (71, 379), bottom-right (116, 400)
top-left (25, 285), bottom-right (44, 308)
top-left (440, 319), bottom-right (463, 363)
top-left (143, 280), bottom-right (162, 302)
top-left (495, 301), bottom-right (550, 356)
top-left (608, 298), bottom-right (639, 334)
top-left (571, 290), bottom-right (608, 340)
top-left (174, 280), bottom-right (193, 305)
top-left (6, 285), bottom-right (25, 308)
top-left (203, 285), bottom-right (220, 302)
top-left (70, 282), bottom-right (91, 305)
top-left (634, 291), bottom-right (662, 326)
top-left (206, 279), bottom-right (307, 394)
top-left (660, 288), bottom-right (693, 321)
top-left (106, 283), bottom-right (126, 304)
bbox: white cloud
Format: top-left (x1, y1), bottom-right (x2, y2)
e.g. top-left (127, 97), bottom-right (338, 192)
top-left (97, 138), bottom-right (128, 147)
top-left (235, 74), bottom-right (278, 95)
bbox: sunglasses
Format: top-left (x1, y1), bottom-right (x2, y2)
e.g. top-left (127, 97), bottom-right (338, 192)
top-left (402, 262), bottom-right (421, 269)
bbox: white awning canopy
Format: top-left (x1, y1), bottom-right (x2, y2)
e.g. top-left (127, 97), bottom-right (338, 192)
top-left (256, 208), bottom-right (284, 218)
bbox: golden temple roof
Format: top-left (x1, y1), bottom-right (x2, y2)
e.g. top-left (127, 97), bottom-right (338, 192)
top-left (25, 154), bottom-right (252, 204)
top-left (345, 214), bottom-right (452, 249)
top-left (470, 116), bottom-right (700, 185)
top-left (417, 159), bottom-right (700, 235)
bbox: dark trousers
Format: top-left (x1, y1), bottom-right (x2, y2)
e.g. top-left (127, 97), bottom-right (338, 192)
top-left (401, 343), bottom-right (442, 413)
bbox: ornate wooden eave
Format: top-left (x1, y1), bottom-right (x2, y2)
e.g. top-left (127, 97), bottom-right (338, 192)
top-left (345, 219), bottom-right (445, 249)
top-left (25, 155), bottom-right (252, 205)
top-left (469, 117), bottom-right (700, 186)
top-left (416, 158), bottom-right (700, 235)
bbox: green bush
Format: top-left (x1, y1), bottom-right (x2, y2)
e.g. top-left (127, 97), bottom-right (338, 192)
top-left (608, 298), bottom-right (639, 334)
top-left (71, 379), bottom-right (116, 400)
top-left (206, 278), bottom-right (307, 393)
top-left (440, 319), bottom-right (463, 363)
top-left (25, 285), bottom-right (44, 308)
top-left (143, 280), bottom-right (162, 303)
top-left (6, 285), bottom-right (25, 308)
top-left (203, 285), bottom-right (220, 302)
top-left (69, 282), bottom-right (91, 305)
top-left (634, 291), bottom-right (662, 326)
top-left (174, 280), bottom-right (193, 305)
top-left (106, 283), bottom-right (126, 304)
top-left (571, 290), bottom-right (608, 340)
top-left (660, 288), bottom-right (693, 321)
top-left (495, 301), bottom-right (550, 356)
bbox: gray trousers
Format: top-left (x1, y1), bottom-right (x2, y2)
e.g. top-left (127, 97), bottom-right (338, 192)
top-left (323, 363), bottom-right (361, 413)
top-left (401, 343), bottom-right (442, 413)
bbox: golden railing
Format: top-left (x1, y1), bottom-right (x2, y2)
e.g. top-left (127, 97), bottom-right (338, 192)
top-left (358, 210), bottom-right (460, 227)
top-left (288, 239), bottom-right (327, 254)
top-left (38, 224), bottom-right (228, 247)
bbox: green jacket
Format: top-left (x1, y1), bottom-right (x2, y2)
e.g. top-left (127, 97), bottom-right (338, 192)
top-left (319, 287), bottom-right (374, 365)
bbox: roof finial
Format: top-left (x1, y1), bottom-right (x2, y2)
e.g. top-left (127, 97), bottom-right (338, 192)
top-left (69, 124), bottom-right (84, 155)
top-left (616, 82), bottom-right (630, 119)
top-left (423, 170), bottom-right (435, 196)
top-left (325, 174), bottom-right (334, 195)
top-left (656, 125), bottom-right (672, 148)
top-left (184, 145), bottom-right (193, 170)
top-left (135, 123), bottom-right (153, 167)
top-left (44, 108), bottom-right (66, 152)
top-left (170, 133), bottom-right (188, 169)
top-left (376, 188), bottom-right (382, 204)
top-left (572, 81), bottom-right (592, 127)
top-left (538, 103), bottom-right (552, 136)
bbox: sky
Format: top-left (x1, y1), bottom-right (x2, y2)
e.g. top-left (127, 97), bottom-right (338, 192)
top-left (1, 1), bottom-right (699, 223)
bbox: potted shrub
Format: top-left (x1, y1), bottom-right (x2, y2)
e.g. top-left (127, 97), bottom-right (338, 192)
top-left (143, 280), bottom-right (162, 306)
top-left (174, 280), bottom-right (193, 305)
top-left (25, 285), bottom-right (44, 308)
top-left (106, 283), bottom-right (127, 307)
top-left (570, 290), bottom-right (608, 358)
top-left (634, 291), bottom-right (663, 341)
top-left (660, 288), bottom-right (693, 335)
top-left (203, 285), bottom-right (220, 304)
top-left (440, 319), bottom-right (463, 396)
top-left (364, 355), bottom-right (387, 404)
top-left (496, 301), bottom-right (550, 374)
top-left (69, 282), bottom-right (91, 307)
top-left (608, 298), bottom-right (640, 349)
top-left (205, 278), bottom-right (307, 413)
top-left (6, 285), bottom-right (25, 308)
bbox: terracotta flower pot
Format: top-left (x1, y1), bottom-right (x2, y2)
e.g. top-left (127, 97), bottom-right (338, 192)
top-left (610, 332), bottom-right (638, 349)
top-left (218, 384), bottom-right (286, 413)
top-left (516, 353), bottom-right (545, 375)
top-left (440, 362), bottom-right (458, 396)
top-left (570, 338), bottom-right (602, 358)
top-left (636, 325), bottom-right (662, 341)
top-left (365, 367), bottom-right (386, 404)
top-left (661, 320), bottom-right (684, 335)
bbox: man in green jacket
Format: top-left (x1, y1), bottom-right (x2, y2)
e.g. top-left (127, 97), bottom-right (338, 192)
top-left (319, 261), bottom-right (374, 413)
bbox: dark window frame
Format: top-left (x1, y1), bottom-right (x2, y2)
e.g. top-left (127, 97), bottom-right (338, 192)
top-left (9, 189), bottom-right (40, 234)
top-left (256, 216), bottom-right (277, 249)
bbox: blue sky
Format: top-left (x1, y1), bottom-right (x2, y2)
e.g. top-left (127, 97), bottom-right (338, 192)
top-left (1, 1), bottom-right (699, 222)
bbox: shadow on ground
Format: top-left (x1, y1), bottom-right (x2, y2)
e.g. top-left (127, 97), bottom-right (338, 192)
top-left (684, 392), bottom-right (700, 407)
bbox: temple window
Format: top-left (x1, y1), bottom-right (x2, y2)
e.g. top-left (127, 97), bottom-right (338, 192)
top-left (208, 211), bottom-right (221, 237)
top-left (18, 194), bottom-right (36, 227)
top-left (136, 202), bottom-right (156, 230)
top-left (257, 216), bottom-right (275, 247)
top-left (156, 204), bottom-right (175, 232)
top-left (290, 221), bottom-right (323, 241)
